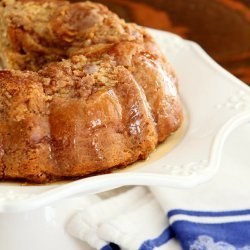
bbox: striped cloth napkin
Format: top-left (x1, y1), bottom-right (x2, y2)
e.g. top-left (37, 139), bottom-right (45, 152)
top-left (67, 122), bottom-right (250, 250)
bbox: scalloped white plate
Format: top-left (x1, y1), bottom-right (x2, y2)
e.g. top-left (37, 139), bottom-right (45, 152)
top-left (0, 28), bottom-right (250, 213)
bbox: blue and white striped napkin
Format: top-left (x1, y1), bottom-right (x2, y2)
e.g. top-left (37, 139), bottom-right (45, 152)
top-left (67, 122), bottom-right (250, 250)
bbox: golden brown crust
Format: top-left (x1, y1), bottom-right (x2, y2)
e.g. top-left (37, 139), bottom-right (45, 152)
top-left (77, 42), bottom-right (183, 142)
top-left (0, 70), bottom-right (53, 182)
top-left (0, 0), bottom-right (153, 71)
top-left (0, 0), bottom-right (183, 183)
top-left (0, 53), bottom-right (159, 182)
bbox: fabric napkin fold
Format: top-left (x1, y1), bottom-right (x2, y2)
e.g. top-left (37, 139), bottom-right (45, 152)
top-left (67, 186), bottom-right (180, 250)
top-left (67, 122), bottom-right (250, 250)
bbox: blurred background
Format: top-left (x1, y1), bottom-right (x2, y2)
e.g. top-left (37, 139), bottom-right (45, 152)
top-left (79, 0), bottom-right (250, 85)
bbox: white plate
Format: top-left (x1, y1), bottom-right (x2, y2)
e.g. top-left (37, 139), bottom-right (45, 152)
top-left (0, 28), bottom-right (250, 213)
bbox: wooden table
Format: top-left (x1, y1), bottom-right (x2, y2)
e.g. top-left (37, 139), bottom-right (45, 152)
top-left (91, 0), bottom-right (250, 85)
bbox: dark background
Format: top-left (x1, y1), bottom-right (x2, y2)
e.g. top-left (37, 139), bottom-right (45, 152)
top-left (78, 0), bottom-right (250, 85)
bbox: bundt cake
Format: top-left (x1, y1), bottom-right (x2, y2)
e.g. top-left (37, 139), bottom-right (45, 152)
top-left (0, 0), bottom-right (183, 183)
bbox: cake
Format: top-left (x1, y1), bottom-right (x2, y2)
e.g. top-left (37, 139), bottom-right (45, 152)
top-left (0, 0), bottom-right (183, 183)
